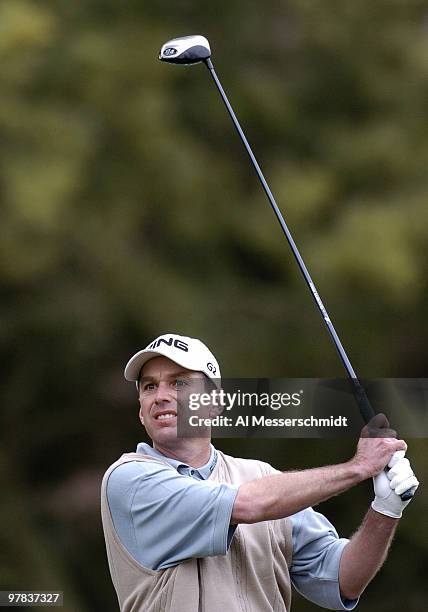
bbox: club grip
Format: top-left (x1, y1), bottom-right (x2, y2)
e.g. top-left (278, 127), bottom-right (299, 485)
top-left (355, 392), bottom-right (415, 501)
top-left (400, 489), bottom-right (415, 501)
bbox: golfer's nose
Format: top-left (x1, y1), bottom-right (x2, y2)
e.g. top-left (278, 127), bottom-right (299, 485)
top-left (154, 382), bottom-right (173, 404)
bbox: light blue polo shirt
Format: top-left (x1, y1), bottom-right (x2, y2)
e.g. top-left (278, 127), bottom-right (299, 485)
top-left (106, 443), bottom-right (358, 611)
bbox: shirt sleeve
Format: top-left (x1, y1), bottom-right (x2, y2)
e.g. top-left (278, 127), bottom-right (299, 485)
top-left (106, 460), bottom-right (238, 570)
top-left (289, 507), bottom-right (359, 611)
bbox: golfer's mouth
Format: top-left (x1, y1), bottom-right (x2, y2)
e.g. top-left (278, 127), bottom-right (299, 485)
top-left (154, 411), bottom-right (177, 422)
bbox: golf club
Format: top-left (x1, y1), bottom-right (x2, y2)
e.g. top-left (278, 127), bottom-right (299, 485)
top-left (159, 35), bottom-right (415, 500)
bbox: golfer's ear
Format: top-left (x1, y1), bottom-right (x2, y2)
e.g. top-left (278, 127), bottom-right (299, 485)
top-left (139, 406), bottom-right (145, 425)
top-left (209, 404), bottom-right (222, 418)
top-left (208, 386), bottom-right (225, 417)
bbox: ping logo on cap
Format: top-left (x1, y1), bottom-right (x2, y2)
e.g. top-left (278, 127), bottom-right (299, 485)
top-left (147, 336), bottom-right (189, 352)
top-left (207, 362), bottom-right (217, 374)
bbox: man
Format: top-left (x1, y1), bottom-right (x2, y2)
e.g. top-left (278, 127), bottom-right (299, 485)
top-left (101, 333), bottom-right (419, 612)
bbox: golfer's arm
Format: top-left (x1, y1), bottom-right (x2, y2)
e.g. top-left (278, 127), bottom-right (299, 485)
top-left (231, 461), bottom-right (364, 523)
top-left (338, 508), bottom-right (399, 600)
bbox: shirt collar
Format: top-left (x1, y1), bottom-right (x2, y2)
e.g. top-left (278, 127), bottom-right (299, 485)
top-left (136, 442), bottom-right (217, 480)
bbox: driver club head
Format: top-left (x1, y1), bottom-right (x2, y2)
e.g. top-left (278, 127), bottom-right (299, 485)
top-left (159, 35), bottom-right (211, 65)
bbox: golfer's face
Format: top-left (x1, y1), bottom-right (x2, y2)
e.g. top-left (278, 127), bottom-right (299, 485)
top-left (138, 356), bottom-right (205, 446)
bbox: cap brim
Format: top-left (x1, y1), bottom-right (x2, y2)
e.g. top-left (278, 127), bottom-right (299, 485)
top-left (124, 348), bottom-right (199, 382)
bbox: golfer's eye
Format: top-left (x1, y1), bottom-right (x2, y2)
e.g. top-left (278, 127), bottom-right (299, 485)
top-left (174, 378), bottom-right (188, 389)
top-left (142, 382), bottom-right (156, 392)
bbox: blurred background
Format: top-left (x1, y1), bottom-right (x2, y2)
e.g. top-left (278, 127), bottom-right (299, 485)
top-left (1, 1), bottom-right (427, 610)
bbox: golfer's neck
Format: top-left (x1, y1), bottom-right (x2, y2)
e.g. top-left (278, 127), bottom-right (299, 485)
top-left (153, 439), bottom-right (212, 468)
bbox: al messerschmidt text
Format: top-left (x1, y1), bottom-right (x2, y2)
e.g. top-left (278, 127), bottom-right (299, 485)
top-left (188, 415), bottom-right (349, 427)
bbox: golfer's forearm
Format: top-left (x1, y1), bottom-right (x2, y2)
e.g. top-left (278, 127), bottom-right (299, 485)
top-left (232, 461), bottom-right (363, 523)
top-left (339, 508), bottom-right (398, 600)
top-left (339, 509), bottom-right (398, 599)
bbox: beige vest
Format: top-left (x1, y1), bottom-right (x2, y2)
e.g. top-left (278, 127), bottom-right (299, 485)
top-left (101, 450), bottom-right (293, 612)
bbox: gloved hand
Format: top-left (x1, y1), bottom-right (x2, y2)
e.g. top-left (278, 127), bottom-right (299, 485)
top-left (371, 451), bottom-right (419, 518)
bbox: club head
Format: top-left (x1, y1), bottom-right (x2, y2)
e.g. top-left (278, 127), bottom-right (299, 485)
top-left (159, 35), bottom-right (211, 65)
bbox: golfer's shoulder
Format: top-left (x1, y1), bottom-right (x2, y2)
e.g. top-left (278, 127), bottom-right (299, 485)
top-left (218, 450), bottom-right (279, 481)
top-left (103, 453), bottom-right (178, 510)
top-left (102, 452), bottom-right (173, 487)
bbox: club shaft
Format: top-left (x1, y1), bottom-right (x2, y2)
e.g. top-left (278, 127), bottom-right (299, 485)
top-left (203, 57), bottom-right (413, 501)
top-left (205, 58), bottom-right (376, 423)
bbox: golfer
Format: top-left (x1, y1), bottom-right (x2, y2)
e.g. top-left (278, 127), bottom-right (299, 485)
top-left (101, 333), bottom-right (419, 612)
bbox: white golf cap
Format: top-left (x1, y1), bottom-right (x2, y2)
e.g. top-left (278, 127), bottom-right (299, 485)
top-left (124, 333), bottom-right (221, 385)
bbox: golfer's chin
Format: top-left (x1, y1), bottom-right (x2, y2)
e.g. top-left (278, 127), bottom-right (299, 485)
top-left (148, 422), bottom-right (179, 446)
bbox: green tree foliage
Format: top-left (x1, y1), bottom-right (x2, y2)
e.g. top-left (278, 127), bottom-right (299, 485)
top-left (1, 1), bottom-right (427, 610)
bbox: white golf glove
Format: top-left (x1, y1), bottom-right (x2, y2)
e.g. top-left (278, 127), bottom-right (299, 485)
top-left (372, 451), bottom-right (419, 518)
